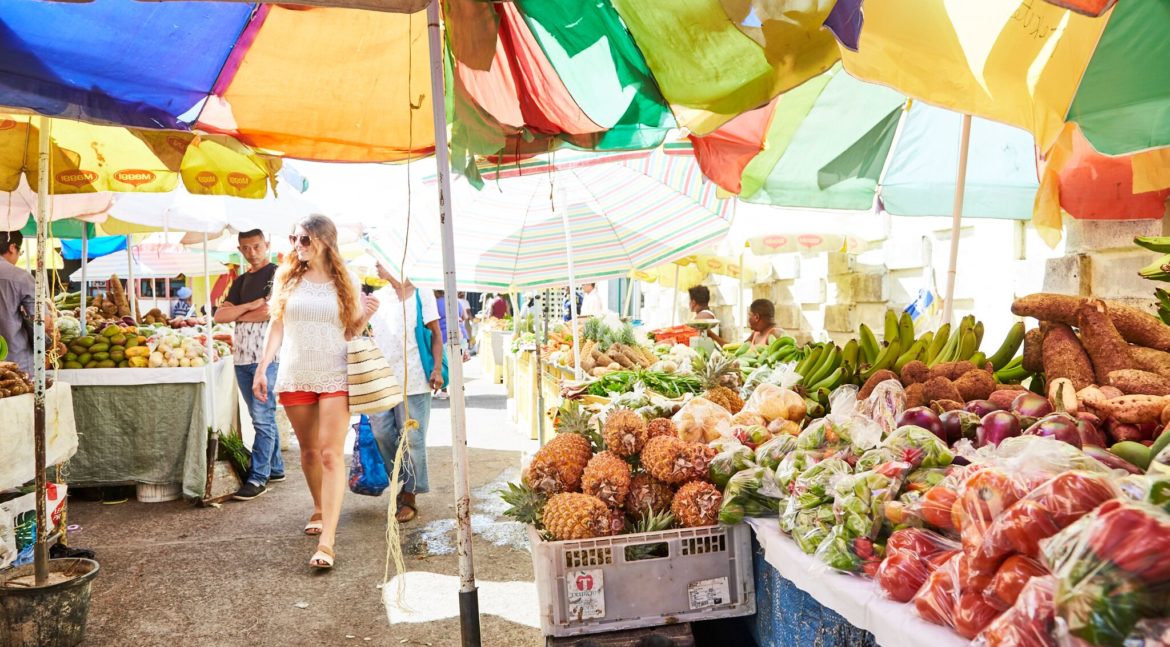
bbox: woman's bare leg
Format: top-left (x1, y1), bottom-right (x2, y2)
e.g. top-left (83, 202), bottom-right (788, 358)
top-left (315, 396), bottom-right (352, 551)
top-left (285, 403), bottom-right (323, 517)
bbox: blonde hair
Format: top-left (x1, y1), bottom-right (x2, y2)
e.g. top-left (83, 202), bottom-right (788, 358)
top-left (271, 214), bottom-right (362, 337)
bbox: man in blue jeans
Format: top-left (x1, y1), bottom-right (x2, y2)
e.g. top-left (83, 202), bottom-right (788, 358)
top-left (214, 229), bottom-right (283, 501)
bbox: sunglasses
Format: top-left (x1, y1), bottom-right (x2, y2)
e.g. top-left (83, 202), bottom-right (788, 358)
top-left (289, 234), bottom-right (313, 247)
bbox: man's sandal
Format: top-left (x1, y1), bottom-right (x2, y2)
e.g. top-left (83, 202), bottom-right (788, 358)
top-left (304, 513), bottom-right (324, 536)
top-left (396, 493), bottom-right (418, 523)
top-left (309, 544), bottom-right (334, 569)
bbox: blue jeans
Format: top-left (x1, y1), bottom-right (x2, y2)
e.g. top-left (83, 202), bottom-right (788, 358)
top-left (235, 362), bottom-right (285, 486)
top-left (370, 393), bottom-right (432, 494)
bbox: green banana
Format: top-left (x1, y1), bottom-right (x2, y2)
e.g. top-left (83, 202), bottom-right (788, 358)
top-left (883, 310), bottom-right (900, 345)
top-left (926, 323), bottom-right (950, 365)
top-left (987, 322), bottom-right (1026, 371)
top-left (1156, 288), bottom-right (1170, 313)
top-left (898, 311), bottom-right (916, 350)
top-left (860, 340), bottom-right (902, 381)
top-left (808, 366), bottom-right (845, 392)
top-left (893, 340), bottom-right (925, 374)
top-left (973, 320), bottom-right (984, 351)
top-left (933, 329), bottom-right (961, 366)
top-left (918, 331), bottom-right (934, 354)
top-left (957, 329), bottom-right (978, 361)
top-left (969, 351), bottom-right (987, 368)
top-left (841, 339), bottom-right (859, 369)
top-left (805, 345), bottom-right (842, 387)
top-left (994, 362), bottom-right (1031, 384)
top-left (795, 344), bottom-right (824, 378)
top-left (1135, 236), bottom-right (1170, 254)
top-left (858, 324), bottom-right (880, 364)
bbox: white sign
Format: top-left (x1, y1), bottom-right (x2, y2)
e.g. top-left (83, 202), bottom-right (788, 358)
top-left (566, 569), bottom-right (605, 620)
top-left (688, 577), bottom-right (730, 610)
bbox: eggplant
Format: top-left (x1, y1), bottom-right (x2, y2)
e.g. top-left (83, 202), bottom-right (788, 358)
top-left (1023, 413), bottom-right (1082, 448)
top-left (897, 406), bottom-right (945, 442)
top-left (978, 411), bottom-right (1022, 448)
top-left (1011, 392), bottom-right (1054, 418)
top-left (940, 410), bottom-right (980, 445)
top-left (1082, 444), bottom-right (1145, 475)
top-left (964, 400), bottom-right (1002, 418)
top-left (1074, 415), bottom-right (1107, 448)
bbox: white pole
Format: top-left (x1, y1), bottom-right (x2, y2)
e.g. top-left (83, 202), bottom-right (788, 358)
top-left (79, 225), bottom-right (88, 329)
top-left (942, 114), bottom-right (973, 326)
top-left (203, 232), bottom-right (215, 429)
top-left (622, 278), bottom-right (635, 318)
top-left (671, 264), bottom-right (680, 326)
top-left (559, 194), bottom-right (582, 380)
top-left (426, 2), bottom-right (480, 643)
top-left (125, 234), bottom-right (136, 322)
top-left (32, 117), bottom-right (50, 584)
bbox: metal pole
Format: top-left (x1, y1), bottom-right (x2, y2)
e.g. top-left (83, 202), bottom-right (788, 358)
top-left (535, 290), bottom-right (547, 445)
top-left (80, 226), bottom-right (88, 329)
top-left (33, 117), bottom-right (50, 585)
top-left (559, 194), bottom-right (582, 380)
top-left (426, 3), bottom-right (480, 644)
top-left (203, 231), bottom-right (215, 426)
top-left (942, 114), bottom-right (972, 327)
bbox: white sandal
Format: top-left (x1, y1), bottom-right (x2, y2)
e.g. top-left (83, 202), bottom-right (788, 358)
top-left (304, 513), bottom-right (323, 536)
top-left (310, 544), bottom-right (335, 569)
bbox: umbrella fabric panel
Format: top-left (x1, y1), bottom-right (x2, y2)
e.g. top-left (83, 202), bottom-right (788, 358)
top-left (18, 219), bottom-right (96, 242)
top-left (0, 0), bottom-right (253, 129)
top-left (69, 249), bottom-right (227, 282)
top-left (59, 236), bottom-right (126, 261)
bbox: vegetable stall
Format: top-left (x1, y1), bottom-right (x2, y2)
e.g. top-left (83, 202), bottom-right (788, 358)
top-left (500, 290), bottom-right (1170, 645)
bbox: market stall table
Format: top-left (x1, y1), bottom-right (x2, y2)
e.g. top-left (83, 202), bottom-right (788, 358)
top-left (0, 384), bottom-right (78, 491)
top-left (747, 518), bottom-right (968, 647)
top-left (479, 328), bottom-right (507, 384)
top-left (59, 360), bottom-right (238, 499)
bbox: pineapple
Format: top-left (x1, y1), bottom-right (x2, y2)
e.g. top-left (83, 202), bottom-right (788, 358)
top-left (581, 451), bottom-right (632, 509)
top-left (641, 435), bottom-right (693, 485)
top-left (542, 493), bottom-right (612, 540)
top-left (606, 507), bottom-right (627, 536)
top-left (646, 417), bottom-right (677, 440)
top-left (556, 399), bottom-right (605, 452)
top-left (625, 508), bottom-right (677, 559)
top-left (671, 481), bottom-right (722, 528)
top-left (694, 352), bottom-right (744, 413)
top-left (603, 408), bottom-right (647, 457)
top-left (499, 481), bottom-right (547, 527)
top-left (683, 442), bottom-right (718, 483)
top-left (625, 473), bottom-right (674, 519)
top-left (523, 433), bottom-right (593, 495)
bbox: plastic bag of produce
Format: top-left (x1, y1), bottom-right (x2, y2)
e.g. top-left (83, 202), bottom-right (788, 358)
top-left (814, 525), bottom-right (884, 575)
top-left (914, 551), bottom-right (962, 627)
top-left (672, 396), bottom-right (733, 443)
top-left (985, 554), bottom-right (1050, 611)
top-left (709, 443), bottom-right (757, 488)
top-left (877, 529), bottom-right (960, 601)
top-left (976, 575), bottom-right (1059, 647)
top-left (791, 505), bottom-right (836, 554)
top-left (788, 457), bottom-right (853, 511)
top-left (1117, 473), bottom-right (1170, 513)
top-left (743, 382), bottom-right (806, 422)
top-left (858, 378), bottom-right (906, 439)
top-left (813, 462), bottom-right (913, 574)
top-left (754, 434), bottom-right (798, 471)
top-left (858, 425), bottom-right (955, 471)
top-left (775, 449), bottom-right (824, 493)
top-left (719, 466), bottom-right (784, 524)
top-left (1041, 500), bottom-right (1170, 647)
top-left (731, 424), bottom-right (772, 450)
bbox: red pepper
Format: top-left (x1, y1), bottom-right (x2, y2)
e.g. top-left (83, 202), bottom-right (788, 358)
top-left (1086, 501), bottom-right (1170, 584)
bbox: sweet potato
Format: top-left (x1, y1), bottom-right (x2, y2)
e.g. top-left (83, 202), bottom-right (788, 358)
top-left (1130, 346), bottom-right (1170, 379)
top-left (859, 369), bottom-right (899, 400)
top-left (1107, 370), bottom-right (1170, 396)
top-left (923, 377), bottom-right (963, 404)
top-left (1013, 293), bottom-right (1170, 351)
top-left (905, 383), bottom-right (926, 409)
top-left (1078, 300), bottom-right (1133, 385)
top-left (1041, 324), bottom-right (1095, 392)
top-left (900, 361), bottom-right (931, 386)
top-left (1022, 328), bottom-right (1044, 373)
top-left (989, 390), bottom-right (1022, 411)
top-left (1100, 386), bottom-right (1125, 399)
top-left (930, 361), bottom-right (977, 382)
top-left (1095, 394), bottom-right (1170, 425)
top-left (954, 370), bottom-right (996, 402)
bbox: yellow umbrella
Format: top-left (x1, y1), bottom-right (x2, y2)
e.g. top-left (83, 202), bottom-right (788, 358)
top-left (0, 113), bottom-right (277, 199)
top-left (631, 253), bottom-right (754, 287)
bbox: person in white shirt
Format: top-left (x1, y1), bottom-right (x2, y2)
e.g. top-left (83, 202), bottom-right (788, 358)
top-left (579, 282), bottom-right (605, 317)
top-left (368, 262), bottom-right (443, 524)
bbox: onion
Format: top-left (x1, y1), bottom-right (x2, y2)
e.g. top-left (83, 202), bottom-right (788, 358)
top-left (897, 407), bottom-right (945, 442)
top-left (978, 411), bottom-right (1022, 448)
top-left (1023, 413), bottom-right (1082, 448)
top-left (964, 400), bottom-right (1002, 418)
top-left (940, 410), bottom-right (980, 445)
top-left (1011, 392), bottom-right (1054, 418)
top-left (1082, 445), bottom-right (1145, 474)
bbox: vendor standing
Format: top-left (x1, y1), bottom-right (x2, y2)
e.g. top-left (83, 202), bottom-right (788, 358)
top-left (214, 229), bottom-right (284, 500)
top-left (745, 298), bottom-right (786, 347)
top-left (0, 231), bottom-right (34, 375)
top-left (688, 285), bottom-right (727, 346)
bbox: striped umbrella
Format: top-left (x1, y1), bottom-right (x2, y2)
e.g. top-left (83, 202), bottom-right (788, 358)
top-left (366, 149), bottom-right (734, 292)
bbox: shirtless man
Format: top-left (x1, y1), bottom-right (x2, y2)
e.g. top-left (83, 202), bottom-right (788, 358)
top-left (745, 299), bottom-right (786, 347)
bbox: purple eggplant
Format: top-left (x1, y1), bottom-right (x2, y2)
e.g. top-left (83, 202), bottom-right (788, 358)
top-left (1082, 444), bottom-right (1145, 475)
top-left (1012, 392), bottom-right (1054, 418)
top-left (940, 410), bottom-right (980, 445)
top-left (1074, 416), bottom-right (1107, 448)
top-left (978, 411), bottom-right (1022, 448)
top-left (1024, 413), bottom-right (1082, 449)
top-left (964, 399), bottom-right (1003, 418)
top-left (897, 406), bottom-right (945, 442)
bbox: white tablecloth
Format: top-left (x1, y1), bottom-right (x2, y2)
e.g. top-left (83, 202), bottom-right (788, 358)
top-left (747, 518), bottom-right (969, 647)
top-left (0, 384), bottom-right (78, 490)
top-left (56, 363), bottom-right (223, 386)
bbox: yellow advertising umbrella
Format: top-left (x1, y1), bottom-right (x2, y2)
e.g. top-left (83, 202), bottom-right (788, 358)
top-left (0, 113), bottom-right (277, 199)
top-left (631, 253), bottom-right (754, 287)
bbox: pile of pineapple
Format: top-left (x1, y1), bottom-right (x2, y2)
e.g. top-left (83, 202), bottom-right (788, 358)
top-left (502, 400), bottom-right (724, 541)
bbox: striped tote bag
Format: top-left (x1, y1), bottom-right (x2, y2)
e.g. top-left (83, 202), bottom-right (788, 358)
top-left (346, 336), bottom-right (403, 415)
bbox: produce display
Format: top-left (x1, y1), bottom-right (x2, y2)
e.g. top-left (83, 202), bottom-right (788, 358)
top-left (0, 361), bottom-right (34, 398)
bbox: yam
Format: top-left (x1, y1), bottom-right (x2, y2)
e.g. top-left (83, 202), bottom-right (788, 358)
top-left (923, 376), bottom-right (962, 404)
top-left (899, 360), bottom-right (931, 386)
top-left (1078, 299), bottom-right (1133, 385)
top-left (989, 390), bottom-right (1023, 411)
top-left (995, 384), bottom-right (1027, 392)
top-left (1129, 346), bottom-right (1170, 379)
top-left (904, 383), bottom-right (926, 409)
top-left (1011, 293), bottom-right (1083, 325)
top-left (1100, 386), bottom-right (1125, 399)
top-left (1041, 324), bottom-right (1095, 392)
top-left (930, 361), bottom-right (977, 382)
top-left (954, 370), bottom-right (996, 402)
top-left (1022, 328), bottom-right (1044, 373)
top-left (1107, 370), bottom-right (1170, 396)
top-left (932, 400), bottom-right (964, 413)
top-left (859, 369), bottom-right (899, 400)
top-left (1095, 394), bottom-right (1170, 425)
top-left (1013, 293), bottom-right (1170, 351)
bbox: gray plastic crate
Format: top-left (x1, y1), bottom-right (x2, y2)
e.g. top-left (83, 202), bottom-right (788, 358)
top-left (530, 523), bottom-right (756, 637)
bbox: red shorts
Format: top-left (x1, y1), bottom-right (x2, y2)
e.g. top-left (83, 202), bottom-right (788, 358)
top-left (278, 390), bottom-right (348, 407)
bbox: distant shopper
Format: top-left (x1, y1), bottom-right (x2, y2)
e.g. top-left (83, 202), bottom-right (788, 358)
top-left (745, 299), bottom-right (786, 347)
top-left (488, 293), bottom-right (508, 319)
top-left (457, 292), bottom-right (473, 351)
top-left (0, 231), bottom-right (34, 375)
top-left (171, 286), bottom-right (193, 318)
top-left (370, 263), bottom-right (443, 523)
top-left (579, 282), bottom-right (605, 317)
top-left (215, 229), bottom-right (284, 500)
top-left (688, 285), bottom-right (726, 346)
top-left (253, 214), bottom-right (379, 570)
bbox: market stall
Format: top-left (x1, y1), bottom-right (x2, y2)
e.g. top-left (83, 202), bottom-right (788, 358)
top-left (0, 384), bottom-right (78, 492)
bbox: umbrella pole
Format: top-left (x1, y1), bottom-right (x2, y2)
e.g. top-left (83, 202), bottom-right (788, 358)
top-left (672, 264), bottom-right (680, 326)
top-left (125, 234), bottom-right (136, 322)
top-left (535, 290), bottom-right (546, 445)
top-left (622, 279), bottom-right (635, 318)
top-left (426, 2), bottom-right (480, 644)
top-left (80, 226), bottom-right (88, 330)
top-left (32, 117), bottom-right (50, 585)
top-left (203, 232), bottom-right (215, 427)
top-left (559, 199), bottom-right (582, 380)
top-left (942, 114), bottom-right (973, 327)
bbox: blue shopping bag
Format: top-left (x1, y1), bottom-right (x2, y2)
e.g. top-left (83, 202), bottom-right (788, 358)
top-left (348, 415), bottom-right (390, 496)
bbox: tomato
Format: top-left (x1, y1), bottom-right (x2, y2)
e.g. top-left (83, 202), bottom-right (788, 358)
top-left (959, 552), bottom-right (995, 592)
top-left (877, 550), bottom-right (933, 603)
top-left (954, 590), bottom-right (1002, 639)
top-left (913, 554), bottom-right (960, 627)
top-left (1086, 501), bottom-right (1170, 583)
top-left (1000, 499), bottom-right (1061, 558)
top-left (886, 528), bottom-right (955, 558)
top-left (1038, 471), bottom-right (1117, 527)
top-left (988, 555), bottom-right (1048, 610)
top-left (921, 487), bottom-right (958, 531)
top-left (961, 469), bottom-right (1028, 553)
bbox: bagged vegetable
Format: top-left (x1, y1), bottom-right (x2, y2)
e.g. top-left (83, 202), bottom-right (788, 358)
top-left (719, 466), bottom-right (784, 524)
top-left (743, 382), bottom-right (806, 422)
top-left (1118, 473), bottom-right (1170, 513)
top-left (976, 575), bottom-right (1059, 647)
top-left (878, 542), bottom-right (960, 602)
top-left (708, 443), bottom-right (757, 488)
top-left (672, 396), bottom-right (732, 443)
top-left (814, 462), bottom-right (912, 574)
top-left (858, 378), bottom-right (907, 438)
top-left (791, 505), bottom-right (836, 554)
top-left (787, 457), bottom-right (853, 512)
top-left (858, 425), bottom-right (955, 470)
top-left (754, 434), bottom-right (798, 471)
top-left (914, 551), bottom-right (962, 627)
top-left (775, 449), bottom-right (824, 493)
top-left (732, 424), bottom-right (772, 449)
top-left (814, 526), bottom-right (884, 576)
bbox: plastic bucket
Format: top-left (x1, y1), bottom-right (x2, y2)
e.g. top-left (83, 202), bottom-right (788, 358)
top-left (136, 482), bottom-right (181, 503)
top-left (0, 557), bottom-right (100, 647)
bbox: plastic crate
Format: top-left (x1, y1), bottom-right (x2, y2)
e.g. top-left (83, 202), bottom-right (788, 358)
top-left (530, 523), bottom-right (756, 637)
top-left (650, 326), bottom-right (700, 347)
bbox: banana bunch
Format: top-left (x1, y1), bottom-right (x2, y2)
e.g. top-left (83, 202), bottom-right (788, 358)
top-left (793, 341), bottom-right (850, 393)
top-left (857, 311), bottom-right (1027, 380)
top-left (725, 336), bottom-right (807, 372)
top-left (1136, 237), bottom-right (1170, 282)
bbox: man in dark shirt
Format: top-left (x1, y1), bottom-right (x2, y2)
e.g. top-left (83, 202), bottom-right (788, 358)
top-left (214, 229), bottom-right (283, 501)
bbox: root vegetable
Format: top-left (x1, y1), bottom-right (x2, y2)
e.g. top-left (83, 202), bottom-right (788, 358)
top-left (900, 361), bottom-right (930, 386)
top-left (1041, 324), bottom-right (1095, 391)
top-left (1108, 369), bottom-right (1170, 396)
top-left (989, 390), bottom-right (1023, 411)
top-left (953, 370), bottom-right (996, 402)
top-left (1046, 378), bottom-right (1079, 414)
top-left (1013, 293), bottom-right (1170, 351)
top-left (1022, 328), bottom-right (1044, 373)
top-left (1129, 346), bottom-right (1170, 378)
top-left (1078, 299), bottom-right (1133, 384)
top-left (930, 361), bottom-right (977, 382)
top-left (905, 383), bottom-right (926, 409)
top-left (859, 369), bottom-right (899, 400)
top-left (1100, 386), bottom-right (1125, 399)
top-left (932, 400), bottom-right (964, 413)
top-left (1095, 394), bottom-right (1170, 425)
top-left (923, 377), bottom-right (962, 404)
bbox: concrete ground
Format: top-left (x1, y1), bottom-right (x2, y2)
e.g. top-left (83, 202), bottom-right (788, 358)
top-left (66, 359), bottom-right (757, 647)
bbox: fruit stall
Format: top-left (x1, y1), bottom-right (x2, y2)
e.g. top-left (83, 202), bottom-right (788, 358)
top-left (503, 293), bottom-right (1170, 645)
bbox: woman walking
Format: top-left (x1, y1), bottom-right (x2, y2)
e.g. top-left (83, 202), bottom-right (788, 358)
top-left (253, 215), bottom-right (379, 569)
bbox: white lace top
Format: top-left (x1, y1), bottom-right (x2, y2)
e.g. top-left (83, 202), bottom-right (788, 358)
top-left (273, 277), bottom-right (355, 394)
